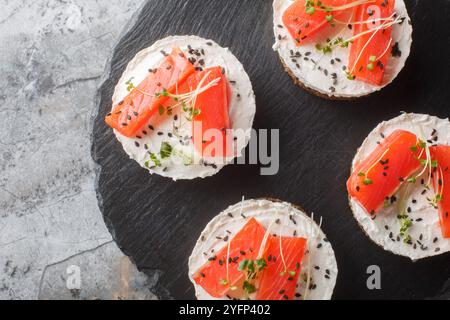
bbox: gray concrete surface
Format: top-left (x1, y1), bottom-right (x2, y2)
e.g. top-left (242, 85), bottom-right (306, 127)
top-left (0, 0), bottom-right (155, 300)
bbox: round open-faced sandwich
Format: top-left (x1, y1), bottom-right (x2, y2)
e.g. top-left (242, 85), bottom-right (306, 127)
top-left (347, 113), bottom-right (450, 260)
top-left (105, 36), bottom-right (256, 180)
top-left (188, 198), bottom-right (338, 300)
top-left (273, 0), bottom-right (412, 99)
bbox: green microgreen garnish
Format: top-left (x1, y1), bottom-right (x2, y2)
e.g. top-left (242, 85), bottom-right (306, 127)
top-left (306, 6), bottom-right (316, 15)
top-left (126, 78), bottom-right (136, 92)
top-left (145, 152), bottom-right (162, 168)
top-left (160, 142), bottom-right (173, 159)
top-left (237, 258), bottom-right (267, 296)
top-left (346, 72), bottom-right (356, 80)
top-left (399, 214), bottom-right (412, 242)
top-left (158, 104), bottom-right (165, 116)
top-left (358, 148), bottom-right (390, 188)
top-left (326, 15), bottom-right (333, 22)
top-left (144, 141), bottom-right (177, 168)
top-left (243, 281), bottom-right (256, 294)
top-left (219, 279), bottom-right (228, 286)
top-left (428, 194), bottom-right (443, 209)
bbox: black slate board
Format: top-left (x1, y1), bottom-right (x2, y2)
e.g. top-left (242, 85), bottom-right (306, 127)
top-left (92, 0), bottom-right (450, 300)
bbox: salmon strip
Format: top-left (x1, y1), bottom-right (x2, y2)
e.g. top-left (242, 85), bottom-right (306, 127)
top-left (193, 218), bottom-right (267, 298)
top-left (283, 0), bottom-right (351, 46)
top-left (105, 47), bottom-right (195, 137)
top-left (430, 146), bottom-right (450, 238)
top-left (177, 67), bottom-right (232, 158)
top-left (348, 0), bottom-right (395, 85)
top-left (256, 235), bottom-right (307, 300)
top-left (347, 130), bottom-right (423, 216)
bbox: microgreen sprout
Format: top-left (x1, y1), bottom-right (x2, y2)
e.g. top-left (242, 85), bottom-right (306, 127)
top-left (145, 152), bottom-right (161, 168)
top-left (358, 148), bottom-right (390, 187)
top-left (219, 279), bottom-right (228, 286)
top-left (398, 214), bottom-right (412, 243)
top-left (126, 78), bottom-right (136, 92)
top-left (428, 166), bottom-right (444, 209)
top-left (238, 258), bottom-right (267, 296)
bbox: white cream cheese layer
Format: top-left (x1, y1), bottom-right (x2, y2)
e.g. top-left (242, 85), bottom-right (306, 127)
top-left (188, 199), bottom-right (338, 300)
top-left (350, 113), bottom-right (450, 260)
top-left (273, 0), bottom-right (413, 98)
top-left (112, 36), bottom-right (256, 180)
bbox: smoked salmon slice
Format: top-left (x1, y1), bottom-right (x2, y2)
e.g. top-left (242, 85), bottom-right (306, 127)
top-left (282, 0), bottom-right (350, 46)
top-left (430, 146), bottom-right (450, 238)
top-left (105, 47), bottom-right (195, 137)
top-left (178, 67), bottom-right (232, 158)
top-left (193, 218), bottom-right (267, 298)
top-left (256, 235), bottom-right (307, 300)
top-left (348, 0), bottom-right (395, 85)
top-left (347, 130), bottom-right (423, 216)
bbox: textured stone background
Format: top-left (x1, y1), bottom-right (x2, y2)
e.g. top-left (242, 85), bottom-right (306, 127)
top-left (0, 0), bottom-right (156, 299)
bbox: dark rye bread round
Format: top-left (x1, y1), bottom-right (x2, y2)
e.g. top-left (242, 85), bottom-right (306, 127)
top-left (280, 56), bottom-right (368, 101)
